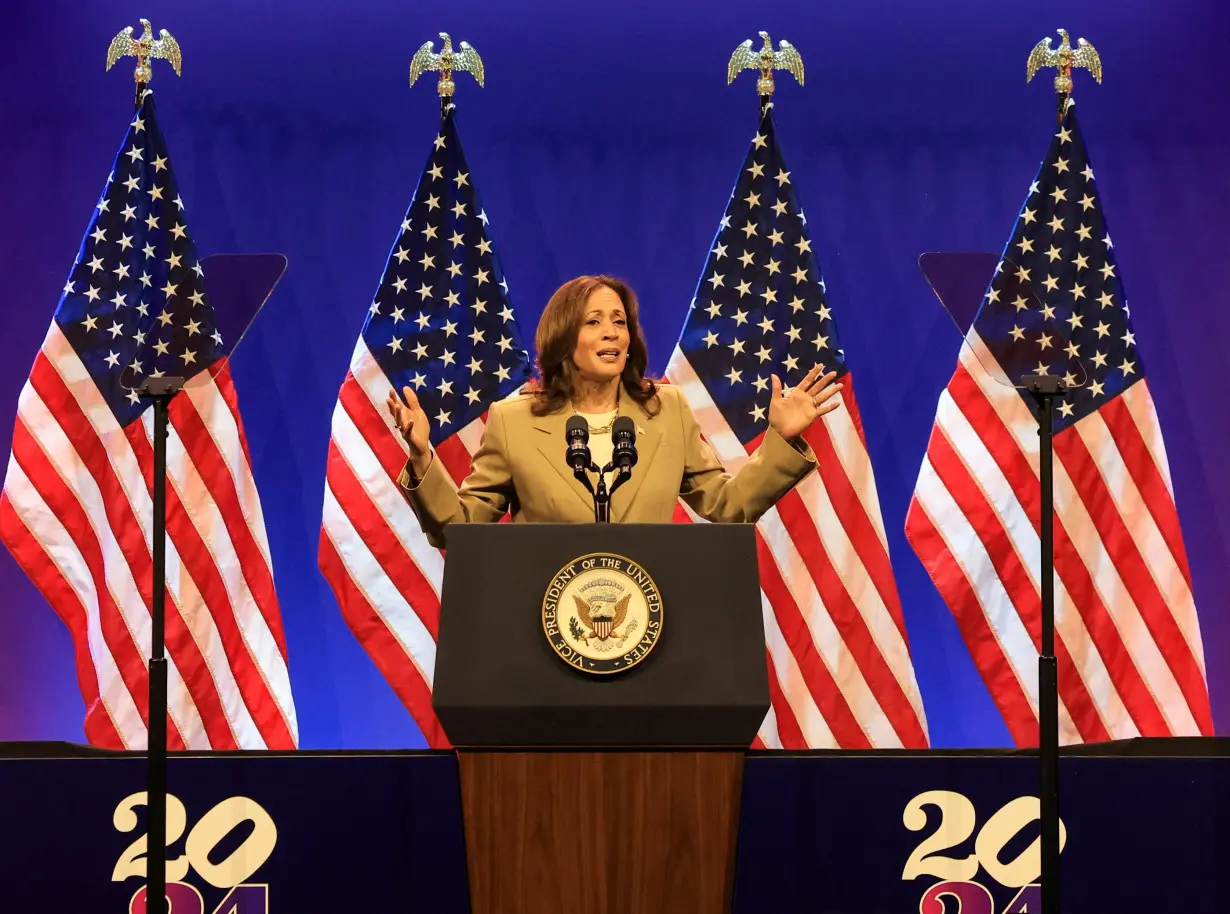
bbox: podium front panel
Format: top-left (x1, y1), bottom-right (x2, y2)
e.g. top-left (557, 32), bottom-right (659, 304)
top-left (433, 523), bottom-right (768, 747)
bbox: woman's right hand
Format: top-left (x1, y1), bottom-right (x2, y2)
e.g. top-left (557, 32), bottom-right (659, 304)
top-left (386, 386), bottom-right (432, 476)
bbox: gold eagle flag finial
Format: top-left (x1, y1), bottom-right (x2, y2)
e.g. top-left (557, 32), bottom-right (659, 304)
top-left (1027, 28), bottom-right (1102, 117)
top-left (410, 32), bottom-right (485, 98)
top-left (727, 31), bottom-right (804, 97)
top-left (105, 18), bottom-right (182, 85)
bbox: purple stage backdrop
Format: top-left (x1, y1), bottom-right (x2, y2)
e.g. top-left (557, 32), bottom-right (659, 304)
top-left (0, 0), bottom-right (1227, 749)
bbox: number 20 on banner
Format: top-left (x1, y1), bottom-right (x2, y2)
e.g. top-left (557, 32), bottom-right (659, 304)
top-left (112, 792), bottom-right (276, 913)
top-left (902, 791), bottom-right (1068, 914)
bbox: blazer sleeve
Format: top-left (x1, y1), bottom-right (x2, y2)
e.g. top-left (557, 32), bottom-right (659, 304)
top-left (676, 388), bottom-right (817, 524)
top-left (396, 401), bottom-right (515, 548)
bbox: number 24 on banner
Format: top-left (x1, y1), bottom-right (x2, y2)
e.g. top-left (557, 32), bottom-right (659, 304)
top-left (112, 792), bottom-right (276, 913)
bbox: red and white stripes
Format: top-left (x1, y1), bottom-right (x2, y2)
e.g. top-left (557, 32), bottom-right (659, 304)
top-left (668, 347), bottom-right (930, 749)
top-left (906, 335), bottom-right (1210, 745)
top-left (0, 322), bottom-right (298, 749)
top-left (319, 339), bottom-right (493, 748)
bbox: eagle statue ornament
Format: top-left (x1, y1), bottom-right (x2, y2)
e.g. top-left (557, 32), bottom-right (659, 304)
top-left (105, 19), bottom-right (182, 84)
top-left (410, 33), bottom-right (485, 97)
top-left (1026, 29), bottom-right (1103, 97)
top-left (727, 31), bottom-right (804, 96)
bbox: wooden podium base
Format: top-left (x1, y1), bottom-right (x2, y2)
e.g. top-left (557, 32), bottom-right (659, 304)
top-left (456, 750), bottom-right (745, 914)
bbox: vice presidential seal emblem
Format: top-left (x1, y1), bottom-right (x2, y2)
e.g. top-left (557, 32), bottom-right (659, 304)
top-left (542, 553), bottom-right (663, 674)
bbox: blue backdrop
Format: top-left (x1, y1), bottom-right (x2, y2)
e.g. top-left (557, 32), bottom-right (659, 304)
top-left (1, 0), bottom-right (1227, 749)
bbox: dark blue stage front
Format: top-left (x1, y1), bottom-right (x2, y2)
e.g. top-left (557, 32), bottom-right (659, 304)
top-left (2, 744), bottom-right (1225, 913)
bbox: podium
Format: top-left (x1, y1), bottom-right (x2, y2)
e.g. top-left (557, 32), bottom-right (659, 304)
top-left (434, 523), bottom-right (768, 914)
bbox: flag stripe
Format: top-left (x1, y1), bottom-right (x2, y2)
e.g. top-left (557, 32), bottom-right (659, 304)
top-left (811, 379), bottom-right (891, 554)
top-left (1074, 405), bottom-right (1202, 668)
top-left (755, 528), bottom-right (871, 748)
top-left (341, 364), bottom-right (410, 480)
top-left (1053, 426), bottom-right (1210, 730)
top-left (0, 486), bottom-right (126, 748)
top-left (435, 435), bottom-right (475, 488)
top-left (805, 411), bottom-right (903, 646)
top-left (670, 350), bottom-right (926, 748)
top-left (180, 368), bottom-right (289, 662)
top-left (319, 489), bottom-right (446, 746)
top-left (926, 418), bottom-right (1109, 742)
top-left (43, 312), bottom-right (293, 751)
top-left (45, 322), bottom-right (297, 749)
top-left (23, 358), bottom-right (219, 747)
top-left (326, 437), bottom-right (442, 640)
top-left (906, 480), bottom-right (1042, 742)
top-left (938, 372), bottom-right (1127, 738)
top-left (7, 414), bottom-right (194, 749)
top-left (129, 418), bottom-right (275, 750)
top-left (779, 462), bottom-right (926, 746)
top-left (1098, 395), bottom-right (1192, 585)
top-left (757, 502), bottom-right (903, 747)
top-left (945, 362), bottom-right (1169, 736)
top-left (1121, 381), bottom-right (1175, 497)
top-left (335, 378), bottom-right (446, 627)
top-left (676, 498), bottom-right (831, 749)
top-left (761, 648), bottom-right (807, 751)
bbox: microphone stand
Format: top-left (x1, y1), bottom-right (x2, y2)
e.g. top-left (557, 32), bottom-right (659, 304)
top-left (573, 459), bottom-right (634, 524)
top-left (592, 463), bottom-right (611, 524)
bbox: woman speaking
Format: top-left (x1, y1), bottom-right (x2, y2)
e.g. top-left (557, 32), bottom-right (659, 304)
top-left (386, 274), bottom-right (842, 547)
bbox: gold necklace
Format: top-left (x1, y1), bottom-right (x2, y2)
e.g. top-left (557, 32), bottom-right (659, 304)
top-left (573, 386), bottom-right (620, 434)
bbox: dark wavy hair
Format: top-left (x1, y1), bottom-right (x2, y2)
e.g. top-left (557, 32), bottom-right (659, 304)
top-left (530, 275), bottom-right (660, 418)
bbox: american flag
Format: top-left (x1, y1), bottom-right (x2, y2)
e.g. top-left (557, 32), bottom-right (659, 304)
top-left (905, 100), bottom-right (1212, 744)
top-left (318, 105), bottom-right (531, 747)
top-left (0, 91), bottom-right (298, 750)
top-left (665, 104), bottom-right (929, 749)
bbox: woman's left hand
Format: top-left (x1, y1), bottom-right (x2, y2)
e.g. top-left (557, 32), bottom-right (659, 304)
top-left (769, 366), bottom-right (843, 441)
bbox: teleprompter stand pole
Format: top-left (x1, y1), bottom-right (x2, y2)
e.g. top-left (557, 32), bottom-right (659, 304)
top-left (139, 375), bottom-right (184, 914)
top-left (1026, 373), bottom-right (1062, 914)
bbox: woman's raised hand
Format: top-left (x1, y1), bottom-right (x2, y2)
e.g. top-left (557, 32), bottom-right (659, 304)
top-left (768, 366), bottom-right (843, 441)
top-left (386, 385), bottom-right (432, 473)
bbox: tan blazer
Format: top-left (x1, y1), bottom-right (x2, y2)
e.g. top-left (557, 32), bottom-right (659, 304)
top-left (397, 384), bottom-right (816, 547)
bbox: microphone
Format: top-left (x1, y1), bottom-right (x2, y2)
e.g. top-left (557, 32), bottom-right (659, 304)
top-left (565, 415), bottom-right (592, 476)
top-left (611, 416), bottom-right (637, 472)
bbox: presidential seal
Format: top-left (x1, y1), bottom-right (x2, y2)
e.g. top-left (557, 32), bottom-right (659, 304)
top-left (542, 553), bottom-right (663, 675)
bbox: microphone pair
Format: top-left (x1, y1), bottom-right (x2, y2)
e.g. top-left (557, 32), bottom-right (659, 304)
top-left (566, 415), bottom-right (637, 477)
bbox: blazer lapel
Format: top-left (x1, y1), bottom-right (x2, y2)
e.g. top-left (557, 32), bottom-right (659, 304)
top-left (533, 408), bottom-right (601, 515)
top-left (611, 393), bottom-right (662, 522)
